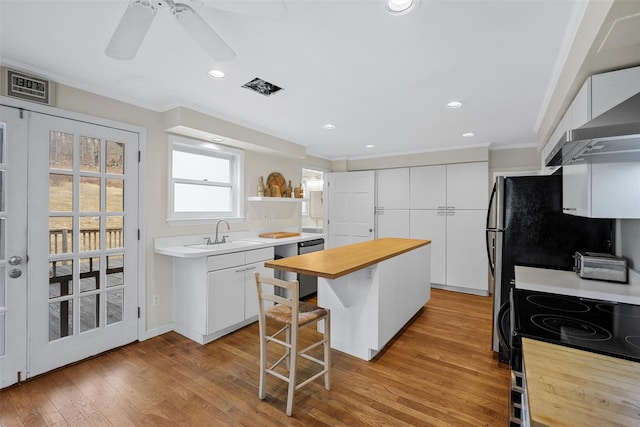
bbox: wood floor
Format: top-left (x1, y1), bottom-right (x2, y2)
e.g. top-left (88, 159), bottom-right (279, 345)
top-left (0, 289), bottom-right (510, 426)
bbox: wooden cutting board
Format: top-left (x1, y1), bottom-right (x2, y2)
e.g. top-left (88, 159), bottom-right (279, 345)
top-left (258, 232), bottom-right (301, 239)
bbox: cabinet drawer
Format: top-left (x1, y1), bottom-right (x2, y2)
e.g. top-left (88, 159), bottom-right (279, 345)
top-left (246, 247), bottom-right (274, 264)
top-left (207, 252), bottom-right (245, 271)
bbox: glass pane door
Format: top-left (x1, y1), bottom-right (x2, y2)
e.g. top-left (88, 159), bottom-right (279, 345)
top-left (28, 112), bottom-right (139, 378)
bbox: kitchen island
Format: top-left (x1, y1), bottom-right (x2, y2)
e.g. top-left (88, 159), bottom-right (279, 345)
top-left (265, 238), bottom-right (431, 360)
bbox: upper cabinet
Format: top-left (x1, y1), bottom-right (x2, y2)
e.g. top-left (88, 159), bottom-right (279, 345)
top-left (376, 168), bottom-right (410, 209)
top-left (591, 66), bottom-right (640, 119)
top-left (409, 165), bottom-right (446, 209)
top-left (446, 162), bottom-right (489, 209)
top-left (543, 66), bottom-right (640, 167)
top-left (563, 162), bottom-right (640, 219)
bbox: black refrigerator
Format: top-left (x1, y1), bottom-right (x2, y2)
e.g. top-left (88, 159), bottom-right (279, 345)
top-left (486, 171), bottom-right (614, 362)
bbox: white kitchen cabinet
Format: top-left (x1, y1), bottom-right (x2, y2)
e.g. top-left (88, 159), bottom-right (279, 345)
top-left (446, 162), bottom-right (489, 209)
top-left (563, 161), bottom-right (640, 219)
top-left (409, 165), bottom-right (446, 209)
top-left (377, 209), bottom-right (410, 239)
top-left (173, 247), bottom-right (274, 344)
top-left (376, 168), bottom-right (410, 209)
top-left (410, 210), bottom-right (446, 285)
top-left (543, 66), bottom-right (640, 166)
top-left (445, 210), bottom-right (488, 292)
top-left (591, 66), bottom-right (640, 119)
top-left (408, 161), bottom-right (488, 293)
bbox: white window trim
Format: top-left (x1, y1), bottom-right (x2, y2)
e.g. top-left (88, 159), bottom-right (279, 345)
top-left (167, 134), bottom-right (244, 225)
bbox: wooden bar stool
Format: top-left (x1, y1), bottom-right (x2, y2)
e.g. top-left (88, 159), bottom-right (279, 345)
top-left (254, 272), bottom-right (331, 416)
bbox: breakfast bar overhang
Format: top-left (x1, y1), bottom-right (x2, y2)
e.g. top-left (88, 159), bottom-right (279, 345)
top-left (265, 238), bottom-right (432, 360)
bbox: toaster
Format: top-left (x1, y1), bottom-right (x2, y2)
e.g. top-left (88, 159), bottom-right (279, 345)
top-left (574, 251), bottom-right (628, 283)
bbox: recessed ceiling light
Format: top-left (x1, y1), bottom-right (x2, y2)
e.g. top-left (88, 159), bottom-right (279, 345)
top-left (323, 124), bottom-right (336, 130)
top-left (385, 0), bottom-right (418, 15)
top-left (209, 137), bottom-right (223, 142)
top-left (462, 132), bottom-right (475, 137)
top-left (208, 69), bottom-right (226, 79)
top-left (365, 144), bottom-right (375, 148)
top-left (446, 101), bottom-right (463, 109)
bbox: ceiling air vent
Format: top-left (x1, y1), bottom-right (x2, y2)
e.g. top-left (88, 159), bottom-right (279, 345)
top-left (241, 77), bottom-right (282, 96)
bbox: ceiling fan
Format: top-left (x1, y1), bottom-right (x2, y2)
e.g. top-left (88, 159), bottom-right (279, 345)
top-left (105, 0), bottom-right (286, 61)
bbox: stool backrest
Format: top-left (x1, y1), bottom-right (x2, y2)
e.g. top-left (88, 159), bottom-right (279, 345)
top-left (254, 273), bottom-right (300, 317)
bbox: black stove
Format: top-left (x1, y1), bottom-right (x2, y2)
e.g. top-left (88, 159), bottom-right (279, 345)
top-left (512, 288), bottom-right (640, 363)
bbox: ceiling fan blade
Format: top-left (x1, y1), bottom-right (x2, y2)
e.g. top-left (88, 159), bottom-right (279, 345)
top-left (186, 0), bottom-right (287, 20)
top-left (173, 3), bottom-right (235, 61)
top-left (106, 0), bottom-right (158, 60)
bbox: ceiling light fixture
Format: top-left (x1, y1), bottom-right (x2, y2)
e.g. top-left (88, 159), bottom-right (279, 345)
top-left (446, 101), bottom-right (464, 109)
top-left (462, 132), bottom-right (475, 137)
top-left (385, 0), bottom-right (418, 15)
top-left (208, 69), bottom-right (226, 79)
top-left (209, 137), bottom-right (223, 142)
top-left (323, 124), bottom-right (336, 130)
top-left (366, 144), bottom-right (375, 148)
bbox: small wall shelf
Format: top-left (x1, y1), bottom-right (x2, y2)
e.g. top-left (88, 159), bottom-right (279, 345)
top-left (248, 197), bottom-right (308, 202)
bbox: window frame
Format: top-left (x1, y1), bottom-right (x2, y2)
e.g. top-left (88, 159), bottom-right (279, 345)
top-left (167, 134), bottom-right (244, 224)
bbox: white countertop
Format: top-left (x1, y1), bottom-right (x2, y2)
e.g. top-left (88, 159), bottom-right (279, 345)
top-left (515, 265), bottom-right (640, 305)
top-left (154, 232), bottom-right (325, 258)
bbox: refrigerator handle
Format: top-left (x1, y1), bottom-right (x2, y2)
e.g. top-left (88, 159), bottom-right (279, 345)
top-left (486, 230), bottom-right (495, 275)
top-left (486, 181), bottom-right (497, 230)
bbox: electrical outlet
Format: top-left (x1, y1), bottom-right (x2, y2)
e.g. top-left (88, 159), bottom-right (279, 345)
top-left (152, 295), bottom-right (160, 306)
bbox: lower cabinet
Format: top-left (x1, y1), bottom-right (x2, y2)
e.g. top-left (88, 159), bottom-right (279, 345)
top-left (174, 247), bottom-right (274, 344)
top-left (410, 209), bottom-right (487, 294)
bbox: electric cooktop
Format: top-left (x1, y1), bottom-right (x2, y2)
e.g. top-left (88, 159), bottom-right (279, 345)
top-left (513, 288), bottom-right (640, 362)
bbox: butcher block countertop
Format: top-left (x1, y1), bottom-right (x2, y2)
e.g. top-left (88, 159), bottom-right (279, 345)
top-left (522, 338), bottom-right (640, 427)
top-left (264, 238), bottom-right (430, 280)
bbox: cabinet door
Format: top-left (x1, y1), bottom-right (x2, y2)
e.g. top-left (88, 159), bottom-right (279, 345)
top-left (562, 163), bottom-right (591, 217)
top-left (376, 168), bottom-right (410, 209)
top-left (410, 210), bottom-right (446, 285)
top-left (244, 261), bottom-right (274, 320)
top-left (446, 162), bottom-right (489, 209)
top-left (571, 78), bottom-right (592, 129)
top-left (207, 267), bottom-right (245, 334)
top-left (377, 209), bottom-right (410, 239)
top-left (446, 210), bottom-right (488, 292)
top-left (409, 165), bottom-right (446, 209)
top-left (591, 162), bottom-right (640, 219)
top-left (591, 66), bottom-right (640, 119)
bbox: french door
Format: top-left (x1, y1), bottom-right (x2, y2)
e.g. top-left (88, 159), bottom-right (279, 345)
top-left (0, 105), bottom-right (140, 387)
top-left (0, 106), bottom-right (28, 387)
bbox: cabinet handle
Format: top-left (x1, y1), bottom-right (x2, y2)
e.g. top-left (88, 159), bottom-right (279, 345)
top-left (437, 206), bottom-right (446, 210)
top-left (446, 206), bottom-right (455, 210)
top-left (236, 266), bottom-right (257, 273)
top-left (563, 207), bottom-right (577, 211)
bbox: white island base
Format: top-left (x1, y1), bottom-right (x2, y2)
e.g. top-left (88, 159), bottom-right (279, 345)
top-left (317, 244), bottom-right (431, 360)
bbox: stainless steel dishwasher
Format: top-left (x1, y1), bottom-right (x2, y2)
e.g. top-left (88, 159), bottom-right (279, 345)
top-left (297, 238), bottom-right (324, 298)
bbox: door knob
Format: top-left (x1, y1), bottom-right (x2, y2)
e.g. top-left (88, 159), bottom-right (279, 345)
top-left (9, 255), bottom-right (22, 266)
top-left (369, 228), bottom-right (373, 232)
top-left (9, 269), bottom-right (22, 279)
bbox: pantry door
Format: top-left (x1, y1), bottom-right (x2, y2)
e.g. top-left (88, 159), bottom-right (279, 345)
top-left (27, 112), bottom-right (139, 378)
top-left (0, 106), bottom-right (29, 388)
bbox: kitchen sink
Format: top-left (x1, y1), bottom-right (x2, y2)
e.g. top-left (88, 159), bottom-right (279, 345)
top-left (185, 240), bottom-right (261, 251)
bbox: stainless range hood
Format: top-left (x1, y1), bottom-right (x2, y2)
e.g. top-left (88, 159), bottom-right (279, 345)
top-left (545, 92), bottom-right (640, 166)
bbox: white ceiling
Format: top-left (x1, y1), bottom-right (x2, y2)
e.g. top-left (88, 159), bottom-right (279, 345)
top-left (0, 0), bottom-right (579, 160)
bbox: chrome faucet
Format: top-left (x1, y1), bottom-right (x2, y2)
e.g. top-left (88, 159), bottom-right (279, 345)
top-left (215, 219), bottom-right (230, 244)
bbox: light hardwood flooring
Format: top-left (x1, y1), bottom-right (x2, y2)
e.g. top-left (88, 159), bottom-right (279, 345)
top-left (0, 288), bottom-right (510, 426)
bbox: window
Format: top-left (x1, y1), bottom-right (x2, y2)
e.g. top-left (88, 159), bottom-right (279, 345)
top-left (168, 135), bottom-right (243, 223)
